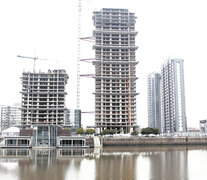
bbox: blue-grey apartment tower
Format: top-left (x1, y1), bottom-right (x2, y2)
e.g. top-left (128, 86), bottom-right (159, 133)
top-left (147, 73), bottom-right (161, 131)
top-left (160, 59), bottom-right (187, 133)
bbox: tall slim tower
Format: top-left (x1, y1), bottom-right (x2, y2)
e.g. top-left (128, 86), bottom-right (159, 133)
top-left (93, 8), bottom-right (138, 133)
top-left (147, 73), bottom-right (161, 131)
top-left (160, 59), bottom-right (187, 133)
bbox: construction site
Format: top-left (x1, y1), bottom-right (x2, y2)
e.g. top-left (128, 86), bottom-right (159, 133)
top-left (0, 6), bottom-right (140, 149)
top-left (93, 8), bottom-right (139, 133)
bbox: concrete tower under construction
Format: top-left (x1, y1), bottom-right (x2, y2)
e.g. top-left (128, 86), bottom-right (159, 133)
top-left (21, 70), bottom-right (69, 126)
top-left (93, 8), bottom-right (138, 133)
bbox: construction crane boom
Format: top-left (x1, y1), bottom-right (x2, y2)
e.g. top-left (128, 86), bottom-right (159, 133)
top-left (17, 55), bottom-right (48, 73)
top-left (17, 55), bottom-right (38, 60)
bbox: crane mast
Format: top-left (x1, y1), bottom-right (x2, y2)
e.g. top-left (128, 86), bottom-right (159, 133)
top-left (76, 0), bottom-right (82, 109)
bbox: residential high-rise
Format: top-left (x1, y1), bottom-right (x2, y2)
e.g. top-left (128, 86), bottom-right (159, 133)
top-left (160, 59), bottom-right (187, 133)
top-left (21, 70), bottom-right (69, 126)
top-left (147, 73), bottom-right (161, 131)
top-left (0, 104), bottom-right (21, 132)
top-left (93, 8), bottom-right (138, 133)
top-left (200, 120), bottom-right (207, 133)
top-left (65, 109), bottom-right (81, 133)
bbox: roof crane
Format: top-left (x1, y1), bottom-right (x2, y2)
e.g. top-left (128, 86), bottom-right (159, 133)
top-left (17, 55), bottom-right (48, 73)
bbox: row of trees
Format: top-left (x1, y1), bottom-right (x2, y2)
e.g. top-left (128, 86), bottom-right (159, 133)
top-left (76, 128), bottom-right (95, 135)
top-left (100, 129), bottom-right (116, 135)
top-left (130, 127), bottom-right (160, 136)
top-left (76, 127), bottom-right (160, 135)
top-left (76, 128), bottom-right (116, 135)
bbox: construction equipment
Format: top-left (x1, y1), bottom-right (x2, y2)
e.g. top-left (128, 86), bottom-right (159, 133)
top-left (17, 55), bottom-right (48, 73)
top-left (17, 55), bottom-right (59, 73)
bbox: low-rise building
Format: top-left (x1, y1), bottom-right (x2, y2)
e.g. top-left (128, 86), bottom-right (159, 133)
top-left (200, 120), bottom-right (207, 133)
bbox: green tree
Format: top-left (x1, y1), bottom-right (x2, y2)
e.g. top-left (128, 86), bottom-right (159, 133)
top-left (108, 129), bottom-right (116, 134)
top-left (131, 130), bottom-right (138, 136)
top-left (153, 128), bottom-right (160, 134)
top-left (141, 127), bottom-right (160, 135)
top-left (85, 129), bottom-right (95, 134)
top-left (101, 129), bottom-right (116, 135)
top-left (76, 127), bottom-right (84, 134)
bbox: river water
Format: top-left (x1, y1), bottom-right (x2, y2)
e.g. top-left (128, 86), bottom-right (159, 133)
top-left (0, 146), bottom-right (206, 180)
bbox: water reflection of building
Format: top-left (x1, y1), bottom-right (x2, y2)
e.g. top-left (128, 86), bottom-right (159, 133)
top-left (1, 148), bottom-right (31, 157)
top-left (0, 148), bottom-right (93, 180)
top-left (0, 149), bottom-right (91, 159)
top-left (95, 151), bottom-right (137, 179)
top-left (0, 149), bottom-right (70, 180)
top-left (57, 149), bottom-right (86, 158)
top-left (145, 148), bottom-right (189, 179)
top-left (0, 147), bottom-right (198, 180)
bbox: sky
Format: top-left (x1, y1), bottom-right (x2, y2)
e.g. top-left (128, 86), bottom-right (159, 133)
top-left (0, 0), bottom-right (207, 129)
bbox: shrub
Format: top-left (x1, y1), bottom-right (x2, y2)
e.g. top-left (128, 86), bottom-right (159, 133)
top-left (85, 129), bottom-right (95, 134)
top-left (131, 130), bottom-right (138, 136)
top-left (141, 127), bottom-right (160, 135)
top-left (153, 128), bottom-right (160, 135)
top-left (76, 127), bottom-right (84, 134)
top-left (100, 129), bottom-right (116, 135)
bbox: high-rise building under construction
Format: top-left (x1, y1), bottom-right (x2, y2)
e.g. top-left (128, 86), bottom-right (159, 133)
top-left (93, 8), bottom-right (138, 133)
top-left (21, 70), bottom-right (69, 126)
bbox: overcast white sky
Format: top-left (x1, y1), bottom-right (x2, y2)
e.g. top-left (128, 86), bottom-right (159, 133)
top-left (0, 0), bottom-right (207, 129)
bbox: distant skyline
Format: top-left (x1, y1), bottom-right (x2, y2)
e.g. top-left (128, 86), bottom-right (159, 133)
top-left (0, 0), bottom-right (207, 129)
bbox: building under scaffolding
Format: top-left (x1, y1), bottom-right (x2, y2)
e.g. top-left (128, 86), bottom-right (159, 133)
top-left (93, 8), bottom-right (139, 133)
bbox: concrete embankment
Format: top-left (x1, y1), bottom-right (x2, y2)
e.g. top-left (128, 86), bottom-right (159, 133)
top-left (102, 137), bottom-right (207, 146)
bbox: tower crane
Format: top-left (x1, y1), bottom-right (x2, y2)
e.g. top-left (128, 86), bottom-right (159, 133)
top-left (17, 55), bottom-right (57, 73)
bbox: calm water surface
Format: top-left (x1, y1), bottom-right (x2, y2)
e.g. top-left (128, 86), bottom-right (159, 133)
top-left (0, 146), bottom-right (207, 180)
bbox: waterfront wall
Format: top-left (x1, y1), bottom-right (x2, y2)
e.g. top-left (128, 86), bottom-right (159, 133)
top-left (102, 137), bottom-right (207, 146)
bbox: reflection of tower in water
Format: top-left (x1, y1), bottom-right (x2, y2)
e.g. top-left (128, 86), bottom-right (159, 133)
top-left (146, 147), bottom-right (189, 179)
top-left (95, 150), bottom-right (137, 179)
top-left (32, 149), bottom-right (57, 168)
top-left (17, 149), bottom-right (72, 180)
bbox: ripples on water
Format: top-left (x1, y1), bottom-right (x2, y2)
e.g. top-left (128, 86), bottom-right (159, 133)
top-left (0, 146), bottom-right (207, 180)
